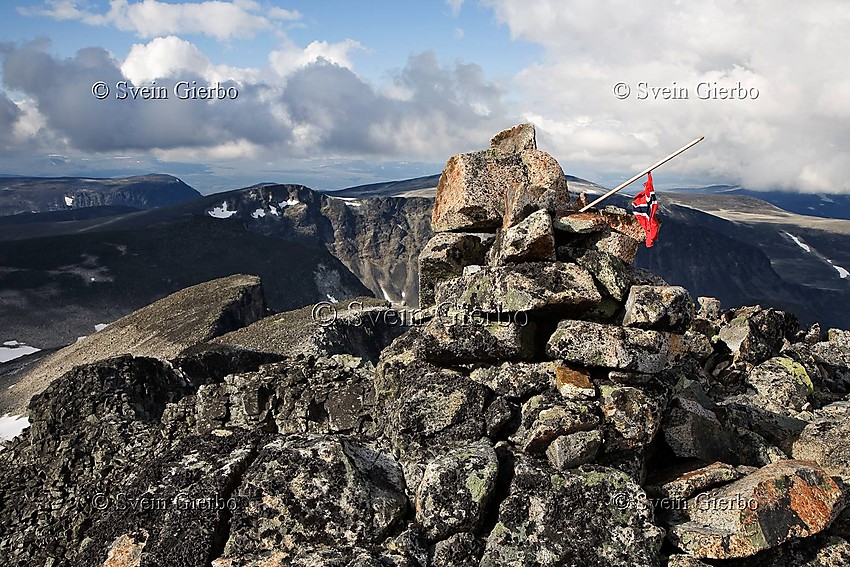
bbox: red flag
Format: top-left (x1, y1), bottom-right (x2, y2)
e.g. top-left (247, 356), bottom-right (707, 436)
top-left (632, 172), bottom-right (659, 247)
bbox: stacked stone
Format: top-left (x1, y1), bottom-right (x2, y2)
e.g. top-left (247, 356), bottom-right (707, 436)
top-left (374, 124), bottom-right (848, 565)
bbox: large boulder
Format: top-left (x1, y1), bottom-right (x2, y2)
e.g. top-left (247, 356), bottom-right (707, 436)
top-left (418, 232), bottom-right (493, 307)
top-left (480, 460), bottom-right (665, 566)
top-left (431, 124), bottom-right (569, 232)
top-left (745, 356), bottom-right (814, 414)
top-left (718, 307), bottom-right (789, 365)
top-left (414, 441), bottom-right (499, 541)
top-left (188, 355), bottom-right (377, 436)
top-left (559, 247), bottom-right (633, 301)
top-left (670, 460), bottom-right (845, 559)
top-left (497, 209), bottom-right (556, 263)
top-left (218, 434), bottom-right (408, 564)
top-left (546, 319), bottom-right (673, 373)
top-left (435, 262), bottom-right (601, 316)
top-left (623, 285), bottom-right (695, 332)
top-left (792, 402), bottom-right (850, 482)
top-left (6, 274), bottom-right (266, 414)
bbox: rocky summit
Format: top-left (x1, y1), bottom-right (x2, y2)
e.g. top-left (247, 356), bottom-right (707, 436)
top-left (1, 125), bottom-right (849, 566)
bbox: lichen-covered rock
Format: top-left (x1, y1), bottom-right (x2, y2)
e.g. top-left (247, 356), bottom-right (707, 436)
top-left (745, 356), bottom-right (814, 414)
top-left (431, 532), bottom-right (485, 567)
top-left (431, 126), bottom-right (568, 232)
top-left (698, 297), bottom-right (723, 320)
top-left (670, 460), bottom-right (844, 559)
top-left (502, 150), bottom-right (570, 229)
top-left (405, 317), bottom-right (537, 363)
top-left (650, 462), bottom-right (744, 501)
top-left (510, 392), bottom-right (599, 454)
top-left (418, 232), bottom-right (493, 307)
top-left (190, 355), bottom-right (377, 436)
top-left (374, 356), bottom-right (489, 486)
top-left (553, 212), bottom-right (609, 234)
top-left (623, 285), bottom-right (695, 332)
top-left (599, 383), bottom-right (668, 451)
top-left (414, 441), bottom-right (499, 541)
top-left (469, 361), bottom-right (556, 399)
top-left (546, 319), bottom-right (673, 374)
top-left (434, 261), bottom-right (601, 316)
top-left (590, 229), bottom-right (642, 265)
top-left (498, 209), bottom-right (556, 263)
top-left (718, 307), bottom-right (788, 365)
top-left (219, 434), bottom-right (407, 564)
top-left (560, 247), bottom-right (633, 301)
top-left (480, 460), bottom-right (665, 566)
top-left (662, 382), bottom-right (739, 464)
top-left (792, 402), bottom-right (850, 482)
top-left (546, 429), bottom-right (602, 469)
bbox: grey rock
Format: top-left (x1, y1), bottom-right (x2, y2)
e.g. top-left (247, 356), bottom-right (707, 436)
top-left (622, 285), bottom-right (694, 332)
top-left (553, 211), bottom-right (609, 234)
top-left (490, 123), bottom-right (536, 156)
top-left (431, 532), bottom-right (484, 567)
top-left (414, 441), bottom-right (499, 541)
top-left (509, 392), bottom-right (599, 454)
top-left (418, 232), bottom-right (493, 307)
top-left (480, 460), bottom-right (665, 566)
top-left (485, 397), bottom-right (517, 438)
top-left (560, 247), bottom-right (633, 301)
top-left (414, 317), bottom-right (538, 364)
top-left (189, 355), bottom-right (378, 437)
top-left (599, 383), bottom-right (667, 451)
top-left (698, 297), bottom-right (722, 320)
top-left (745, 356), bottom-right (814, 414)
top-left (469, 361), bottom-right (555, 399)
top-left (670, 460), bottom-right (844, 559)
top-left (213, 297), bottom-right (405, 363)
top-left (546, 429), bottom-right (602, 469)
top-left (546, 319), bottom-right (673, 374)
top-left (219, 434), bottom-right (407, 563)
top-left (718, 307), bottom-right (787, 365)
top-left (590, 229), bottom-right (641, 264)
top-left (650, 462), bottom-right (744, 501)
top-left (498, 209), bottom-right (556, 263)
top-left (792, 401), bottom-right (850, 482)
top-left (434, 261), bottom-right (601, 316)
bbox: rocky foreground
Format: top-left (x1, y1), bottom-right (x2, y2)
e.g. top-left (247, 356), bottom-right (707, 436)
top-left (1, 125), bottom-right (849, 566)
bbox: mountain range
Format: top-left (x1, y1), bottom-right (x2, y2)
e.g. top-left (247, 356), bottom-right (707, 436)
top-left (2, 172), bottom-right (850, 357)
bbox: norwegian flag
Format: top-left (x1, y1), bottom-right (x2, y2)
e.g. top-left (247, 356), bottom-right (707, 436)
top-left (632, 172), bottom-right (660, 247)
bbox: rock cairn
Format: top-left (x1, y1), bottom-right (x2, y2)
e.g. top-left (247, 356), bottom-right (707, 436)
top-left (0, 125), bottom-right (848, 566)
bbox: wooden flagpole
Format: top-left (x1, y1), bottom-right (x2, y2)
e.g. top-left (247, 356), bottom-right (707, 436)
top-left (578, 136), bottom-right (705, 212)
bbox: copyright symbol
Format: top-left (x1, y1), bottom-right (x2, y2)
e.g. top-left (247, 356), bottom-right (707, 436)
top-left (91, 492), bottom-right (109, 510)
top-left (311, 301), bottom-right (337, 327)
top-left (610, 492), bottom-right (628, 509)
top-left (613, 82), bottom-right (631, 99)
top-left (91, 81), bottom-right (110, 100)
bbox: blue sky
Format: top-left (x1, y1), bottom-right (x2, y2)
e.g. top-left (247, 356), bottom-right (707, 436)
top-left (1, 1), bottom-right (848, 194)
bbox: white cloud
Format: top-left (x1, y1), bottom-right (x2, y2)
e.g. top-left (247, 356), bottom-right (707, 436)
top-left (19, 0), bottom-right (302, 40)
top-left (269, 38), bottom-right (366, 76)
top-left (485, 0), bottom-right (850, 192)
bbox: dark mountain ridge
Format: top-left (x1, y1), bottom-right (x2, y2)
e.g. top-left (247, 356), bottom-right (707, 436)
top-left (0, 173), bottom-right (201, 216)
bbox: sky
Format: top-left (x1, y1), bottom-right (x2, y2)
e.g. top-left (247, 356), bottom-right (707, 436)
top-left (0, 1), bottom-right (848, 195)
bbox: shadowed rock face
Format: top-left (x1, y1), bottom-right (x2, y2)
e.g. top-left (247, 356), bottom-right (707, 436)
top-left (1, 274), bottom-right (266, 415)
top-left (1, 125), bottom-right (849, 566)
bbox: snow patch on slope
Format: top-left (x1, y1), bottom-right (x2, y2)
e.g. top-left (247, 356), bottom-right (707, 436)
top-left (0, 414), bottom-right (29, 443)
top-left (208, 202), bottom-right (237, 219)
top-left (784, 232), bottom-right (811, 252)
top-left (0, 342), bottom-right (40, 363)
